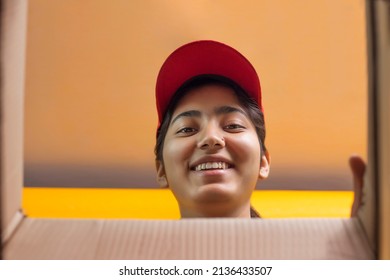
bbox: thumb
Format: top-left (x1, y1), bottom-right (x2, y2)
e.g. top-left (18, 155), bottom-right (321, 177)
top-left (349, 155), bottom-right (366, 217)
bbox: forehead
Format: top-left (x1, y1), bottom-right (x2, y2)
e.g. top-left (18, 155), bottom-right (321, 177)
top-left (173, 84), bottom-right (241, 113)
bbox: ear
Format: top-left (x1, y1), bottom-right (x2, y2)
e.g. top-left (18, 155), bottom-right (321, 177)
top-left (156, 160), bottom-right (168, 188)
top-left (258, 150), bottom-right (271, 179)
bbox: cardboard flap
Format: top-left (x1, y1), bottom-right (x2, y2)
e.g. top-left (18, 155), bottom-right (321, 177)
top-left (1, 0), bottom-right (28, 249)
top-left (362, 0), bottom-right (390, 259)
top-left (4, 218), bottom-right (374, 260)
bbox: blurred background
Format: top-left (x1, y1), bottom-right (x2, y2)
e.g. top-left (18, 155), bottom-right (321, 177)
top-left (24, 0), bottom-right (367, 190)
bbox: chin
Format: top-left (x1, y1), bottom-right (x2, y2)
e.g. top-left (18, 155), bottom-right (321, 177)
top-left (193, 183), bottom-right (238, 203)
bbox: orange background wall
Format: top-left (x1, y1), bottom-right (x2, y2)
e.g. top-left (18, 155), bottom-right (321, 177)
top-left (24, 0), bottom-right (367, 190)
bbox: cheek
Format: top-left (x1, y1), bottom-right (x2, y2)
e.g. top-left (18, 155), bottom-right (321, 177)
top-left (162, 138), bottom-right (194, 173)
top-left (229, 133), bottom-right (261, 168)
top-left (162, 138), bottom-right (196, 200)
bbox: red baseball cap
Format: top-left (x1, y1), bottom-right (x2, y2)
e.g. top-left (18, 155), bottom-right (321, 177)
top-left (155, 40), bottom-right (262, 127)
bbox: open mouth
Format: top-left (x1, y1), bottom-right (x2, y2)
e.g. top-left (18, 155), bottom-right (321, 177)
top-left (191, 162), bottom-right (233, 171)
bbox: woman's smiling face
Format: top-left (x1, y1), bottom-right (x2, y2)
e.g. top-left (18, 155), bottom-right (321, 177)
top-left (156, 84), bottom-right (270, 218)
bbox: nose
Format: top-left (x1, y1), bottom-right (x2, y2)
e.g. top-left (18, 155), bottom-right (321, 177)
top-left (197, 123), bottom-right (225, 150)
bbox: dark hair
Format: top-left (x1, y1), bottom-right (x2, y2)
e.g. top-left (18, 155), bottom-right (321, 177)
top-left (155, 75), bottom-right (267, 162)
top-left (154, 75), bottom-right (266, 218)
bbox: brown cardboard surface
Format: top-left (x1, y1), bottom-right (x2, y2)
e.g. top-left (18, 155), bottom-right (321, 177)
top-left (374, 0), bottom-right (390, 259)
top-left (4, 218), bottom-right (374, 260)
top-left (0, 0), bottom-right (27, 243)
top-left (362, 0), bottom-right (390, 259)
top-left (4, 218), bottom-right (103, 260)
top-left (360, 0), bottom-right (378, 253)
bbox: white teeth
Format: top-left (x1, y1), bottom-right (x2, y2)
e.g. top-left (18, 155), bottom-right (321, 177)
top-left (194, 162), bottom-right (230, 171)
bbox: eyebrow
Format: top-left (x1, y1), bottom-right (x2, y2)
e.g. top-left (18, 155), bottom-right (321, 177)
top-left (215, 106), bottom-right (247, 116)
top-left (171, 110), bottom-right (201, 125)
top-left (171, 106), bottom-right (247, 125)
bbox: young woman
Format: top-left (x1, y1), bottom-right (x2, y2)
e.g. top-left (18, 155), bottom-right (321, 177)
top-left (154, 40), bottom-right (365, 218)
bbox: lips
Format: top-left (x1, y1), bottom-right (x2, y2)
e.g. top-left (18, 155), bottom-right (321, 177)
top-left (190, 157), bottom-right (234, 171)
top-left (194, 162), bottom-right (231, 171)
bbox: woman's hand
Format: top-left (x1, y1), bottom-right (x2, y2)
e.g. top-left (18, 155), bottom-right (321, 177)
top-left (349, 155), bottom-right (366, 217)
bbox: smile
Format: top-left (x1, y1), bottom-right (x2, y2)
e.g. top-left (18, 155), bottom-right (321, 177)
top-left (193, 162), bottom-right (231, 171)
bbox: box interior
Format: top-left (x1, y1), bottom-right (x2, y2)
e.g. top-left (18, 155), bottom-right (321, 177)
top-left (1, 0), bottom-right (389, 259)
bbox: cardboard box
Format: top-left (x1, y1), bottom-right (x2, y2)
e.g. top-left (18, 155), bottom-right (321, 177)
top-left (1, 0), bottom-right (388, 259)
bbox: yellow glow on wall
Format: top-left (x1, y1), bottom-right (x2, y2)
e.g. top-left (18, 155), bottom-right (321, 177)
top-left (23, 188), bottom-right (353, 219)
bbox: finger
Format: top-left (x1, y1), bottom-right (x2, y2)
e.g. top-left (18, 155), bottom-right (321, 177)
top-left (349, 155), bottom-right (366, 179)
top-left (349, 155), bottom-right (366, 217)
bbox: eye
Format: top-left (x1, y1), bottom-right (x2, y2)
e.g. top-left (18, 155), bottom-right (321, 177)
top-left (224, 123), bottom-right (246, 131)
top-left (176, 127), bottom-right (197, 135)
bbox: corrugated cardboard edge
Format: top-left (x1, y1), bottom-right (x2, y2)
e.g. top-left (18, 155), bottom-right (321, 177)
top-left (0, 0), bottom-right (4, 260)
top-left (0, 0), bottom-right (28, 258)
top-left (359, 0), bottom-right (378, 255)
top-left (373, 0), bottom-right (390, 259)
top-left (363, 0), bottom-right (390, 259)
top-left (1, 211), bottom-right (24, 244)
top-left (4, 217), bottom-right (374, 260)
